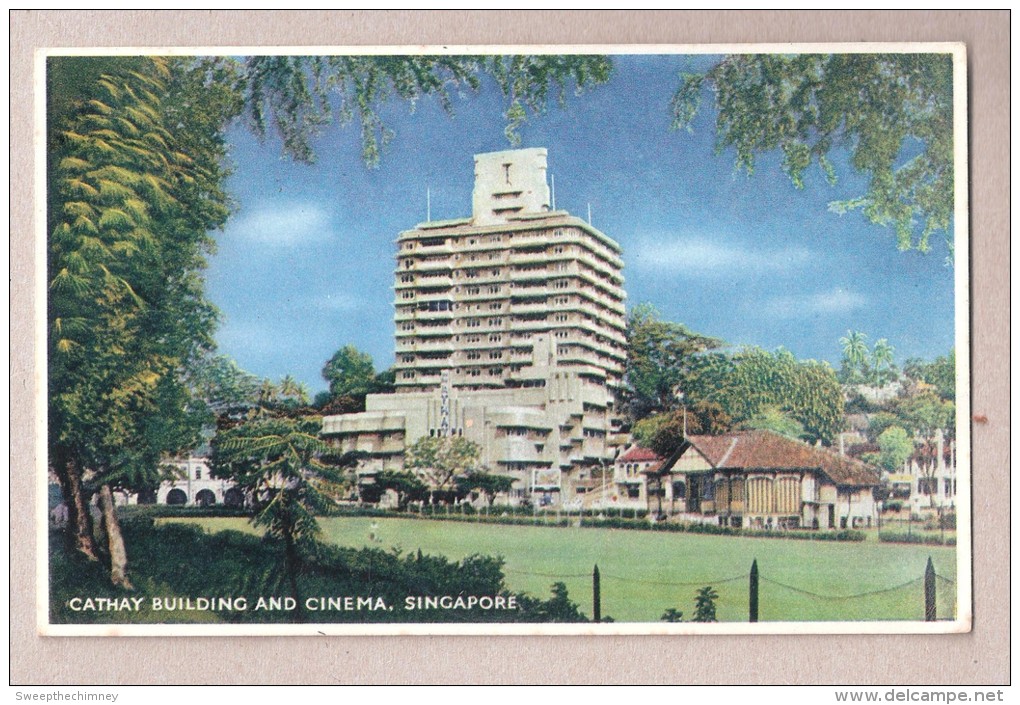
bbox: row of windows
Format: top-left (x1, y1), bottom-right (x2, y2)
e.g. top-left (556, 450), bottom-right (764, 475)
top-left (398, 226), bottom-right (621, 260)
top-left (400, 367), bottom-right (506, 379)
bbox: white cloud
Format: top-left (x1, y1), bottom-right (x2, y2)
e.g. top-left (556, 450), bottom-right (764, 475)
top-left (228, 201), bottom-right (334, 247)
top-left (313, 292), bottom-right (359, 312)
top-left (757, 288), bottom-right (868, 319)
top-left (628, 236), bottom-right (813, 277)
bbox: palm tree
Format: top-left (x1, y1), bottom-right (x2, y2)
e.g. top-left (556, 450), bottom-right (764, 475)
top-left (839, 330), bottom-right (870, 384)
top-left (278, 374), bottom-right (310, 405)
top-left (871, 338), bottom-right (897, 385)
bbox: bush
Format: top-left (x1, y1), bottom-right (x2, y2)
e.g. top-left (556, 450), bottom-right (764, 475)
top-left (878, 531), bottom-right (953, 546)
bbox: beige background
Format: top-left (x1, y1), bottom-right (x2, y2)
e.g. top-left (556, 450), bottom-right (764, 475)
top-left (11, 10), bottom-right (1009, 684)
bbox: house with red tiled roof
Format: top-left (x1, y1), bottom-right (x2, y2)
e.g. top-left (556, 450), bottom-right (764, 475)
top-left (602, 445), bottom-right (664, 509)
top-left (646, 430), bottom-right (880, 530)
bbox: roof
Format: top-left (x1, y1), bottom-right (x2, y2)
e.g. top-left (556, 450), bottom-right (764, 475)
top-left (676, 430), bottom-right (880, 487)
top-left (617, 446), bottom-right (662, 463)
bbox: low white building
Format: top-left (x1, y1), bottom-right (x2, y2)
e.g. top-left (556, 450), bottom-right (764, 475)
top-left (128, 456), bottom-right (242, 507)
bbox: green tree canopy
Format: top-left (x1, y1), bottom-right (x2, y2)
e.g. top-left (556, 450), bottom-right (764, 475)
top-left (687, 347), bottom-right (845, 444)
top-left (632, 401), bottom-right (733, 458)
top-left (673, 53), bottom-right (955, 254)
top-left (47, 56), bottom-right (241, 576)
top-left (456, 471), bottom-right (517, 505)
top-left (623, 303), bottom-right (723, 421)
top-left (368, 470), bottom-right (428, 509)
top-left (188, 354), bottom-right (264, 413)
top-left (241, 55), bottom-right (612, 165)
top-left (322, 345), bottom-right (376, 399)
top-left (904, 349), bottom-right (956, 401)
top-left (870, 426), bottom-right (914, 473)
top-left (739, 405), bottom-right (808, 441)
top-left (404, 435), bottom-right (482, 500)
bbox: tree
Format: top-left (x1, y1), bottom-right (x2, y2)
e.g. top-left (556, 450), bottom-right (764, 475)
top-left (691, 347), bottom-right (844, 444)
top-left (322, 345), bottom-right (377, 399)
top-left (241, 55), bottom-right (612, 165)
top-left (370, 470), bottom-right (428, 509)
top-left (867, 426), bottom-right (914, 473)
top-left (623, 303), bottom-right (723, 421)
top-left (404, 436), bottom-right (482, 503)
top-left (740, 405), bottom-right (808, 441)
top-left (891, 390), bottom-right (955, 507)
top-left (456, 471), bottom-right (517, 506)
top-left (632, 401), bottom-right (733, 458)
top-left (211, 415), bottom-right (345, 611)
top-left (839, 330), bottom-right (871, 385)
top-left (904, 349), bottom-right (956, 401)
top-left (660, 608), bottom-right (685, 623)
top-left (866, 411), bottom-right (901, 442)
top-left (47, 56), bottom-right (239, 583)
top-left (870, 338), bottom-right (898, 386)
top-left (673, 53), bottom-right (955, 254)
top-left (188, 354), bottom-right (264, 414)
top-left (276, 374), bottom-right (311, 406)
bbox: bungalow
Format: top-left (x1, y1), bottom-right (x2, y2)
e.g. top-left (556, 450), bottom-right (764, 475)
top-left (646, 430), bottom-right (880, 530)
top-left (610, 445), bottom-right (663, 509)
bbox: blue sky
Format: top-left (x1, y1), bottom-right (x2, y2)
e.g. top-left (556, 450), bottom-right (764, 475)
top-left (204, 54), bottom-right (956, 395)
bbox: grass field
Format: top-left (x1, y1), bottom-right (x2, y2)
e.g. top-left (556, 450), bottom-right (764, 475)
top-left (170, 516), bottom-right (958, 623)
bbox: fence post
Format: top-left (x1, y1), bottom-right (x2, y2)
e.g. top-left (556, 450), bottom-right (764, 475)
top-left (749, 558), bottom-right (759, 623)
top-left (924, 556), bottom-right (936, 621)
top-left (593, 564), bottom-right (601, 623)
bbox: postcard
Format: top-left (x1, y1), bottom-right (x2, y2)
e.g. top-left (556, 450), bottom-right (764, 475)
top-left (38, 43), bottom-right (970, 636)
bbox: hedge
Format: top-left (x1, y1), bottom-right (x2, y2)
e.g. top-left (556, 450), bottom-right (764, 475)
top-left (878, 531), bottom-right (956, 546)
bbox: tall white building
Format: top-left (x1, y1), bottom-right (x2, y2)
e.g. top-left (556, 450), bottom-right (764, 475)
top-left (323, 148), bottom-right (628, 502)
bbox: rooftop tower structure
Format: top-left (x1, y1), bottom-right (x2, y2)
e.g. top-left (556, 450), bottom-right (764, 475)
top-left (392, 147), bottom-right (626, 396)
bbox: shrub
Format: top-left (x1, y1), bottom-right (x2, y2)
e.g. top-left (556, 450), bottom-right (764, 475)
top-left (878, 531), bottom-right (951, 546)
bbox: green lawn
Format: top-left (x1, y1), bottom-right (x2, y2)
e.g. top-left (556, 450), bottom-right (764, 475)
top-left (171, 516), bottom-right (958, 623)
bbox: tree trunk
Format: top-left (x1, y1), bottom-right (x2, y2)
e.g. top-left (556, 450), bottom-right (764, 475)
top-left (54, 447), bottom-right (99, 561)
top-left (282, 525), bottom-right (304, 621)
top-left (98, 484), bottom-right (132, 589)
